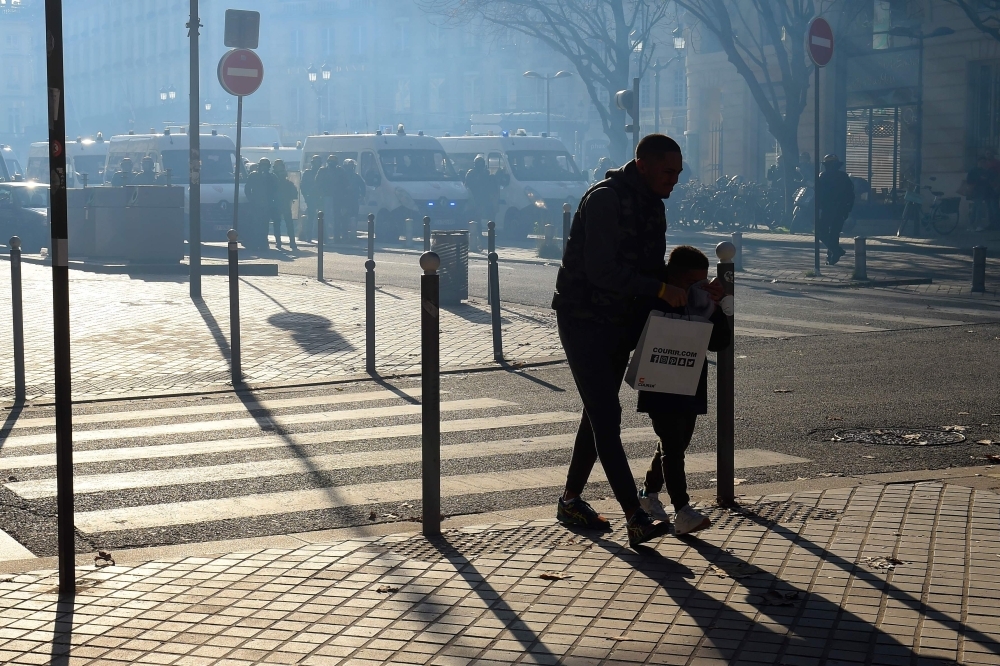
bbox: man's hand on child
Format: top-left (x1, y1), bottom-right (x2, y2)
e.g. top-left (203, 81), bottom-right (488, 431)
top-left (658, 284), bottom-right (688, 307)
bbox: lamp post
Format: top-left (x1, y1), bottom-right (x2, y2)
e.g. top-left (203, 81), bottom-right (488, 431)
top-left (159, 85), bottom-right (177, 106)
top-left (307, 63), bottom-right (332, 134)
top-left (884, 25), bottom-right (953, 191)
top-left (523, 70), bottom-right (573, 136)
top-left (651, 31), bottom-right (686, 134)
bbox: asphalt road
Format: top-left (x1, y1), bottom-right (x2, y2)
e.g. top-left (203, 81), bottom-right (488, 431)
top-left (1, 278), bottom-right (998, 557)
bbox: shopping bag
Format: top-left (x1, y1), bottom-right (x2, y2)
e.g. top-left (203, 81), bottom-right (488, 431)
top-left (625, 312), bottom-right (714, 395)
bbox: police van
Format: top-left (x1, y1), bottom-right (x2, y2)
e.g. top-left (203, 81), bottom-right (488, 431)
top-left (437, 133), bottom-right (588, 239)
top-left (26, 135), bottom-right (110, 187)
top-left (300, 130), bottom-right (470, 241)
top-left (0, 144), bottom-right (23, 181)
top-left (103, 130), bottom-right (247, 241)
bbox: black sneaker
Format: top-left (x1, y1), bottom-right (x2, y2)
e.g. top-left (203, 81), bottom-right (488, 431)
top-left (627, 507), bottom-right (671, 548)
top-left (557, 497), bottom-right (611, 530)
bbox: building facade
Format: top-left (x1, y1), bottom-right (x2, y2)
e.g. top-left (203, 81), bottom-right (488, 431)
top-left (0, 0), bottom-right (46, 158)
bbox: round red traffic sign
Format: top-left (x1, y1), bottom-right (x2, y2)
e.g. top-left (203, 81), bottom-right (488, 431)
top-left (218, 48), bottom-right (264, 97)
top-left (808, 18), bottom-right (834, 67)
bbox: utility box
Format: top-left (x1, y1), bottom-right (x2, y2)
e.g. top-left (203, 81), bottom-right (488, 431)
top-left (88, 186), bottom-right (185, 263)
top-left (430, 229), bottom-right (469, 305)
top-left (67, 188), bottom-right (96, 257)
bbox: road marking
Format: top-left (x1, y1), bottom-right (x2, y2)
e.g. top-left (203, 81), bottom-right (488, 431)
top-left (73, 449), bottom-right (809, 532)
top-left (737, 314), bottom-right (886, 334)
top-left (0, 411), bottom-right (583, 470)
top-left (0, 528), bottom-right (33, 561)
top-left (846, 312), bottom-right (968, 328)
top-left (0, 398), bottom-right (511, 449)
top-left (7, 429), bottom-right (659, 498)
top-left (2, 388), bottom-right (425, 432)
top-left (735, 326), bottom-right (809, 339)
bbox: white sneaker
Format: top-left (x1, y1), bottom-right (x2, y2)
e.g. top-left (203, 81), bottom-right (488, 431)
top-left (638, 491), bottom-right (671, 522)
top-left (674, 505), bottom-right (712, 535)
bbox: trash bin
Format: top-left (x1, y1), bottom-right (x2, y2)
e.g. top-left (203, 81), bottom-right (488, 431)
top-left (430, 229), bottom-right (469, 305)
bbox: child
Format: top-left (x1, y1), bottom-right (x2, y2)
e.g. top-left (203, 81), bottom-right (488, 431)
top-left (637, 245), bottom-right (731, 535)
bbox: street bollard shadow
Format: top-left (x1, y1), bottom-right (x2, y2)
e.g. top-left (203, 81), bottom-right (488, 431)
top-left (268, 312), bottom-right (355, 355)
top-left (0, 399), bottom-right (26, 450)
top-left (497, 361), bottom-right (566, 393)
top-left (48, 592), bottom-right (73, 666)
top-left (442, 303), bottom-right (511, 325)
top-left (192, 297), bottom-right (233, 364)
top-left (563, 515), bottom-right (983, 664)
top-left (427, 535), bottom-right (558, 662)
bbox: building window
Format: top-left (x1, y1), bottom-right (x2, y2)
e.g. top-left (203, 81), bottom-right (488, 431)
top-left (295, 87), bottom-right (304, 128)
top-left (355, 24), bottom-right (367, 56)
top-left (500, 73), bottom-right (517, 110)
top-left (598, 87), bottom-right (610, 107)
top-left (8, 106), bottom-right (21, 135)
top-left (395, 78), bottom-right (411, 113)
top-left (321, 27), bottom-right (333, 58)
top-left (672, 68), bottom-right (687, 107)
top-left (465, 74), bottom-right (481, 112)
top-left (394, 19), bottom-right (409, 54)
top-left (428, 25), bottom-right (441, 51)
top-left (429, 77), bottom-right (445, 114)
top-left (968, 60), bottom-right (1000, 167)
top-left (290, 29), bottom-right (303, 60)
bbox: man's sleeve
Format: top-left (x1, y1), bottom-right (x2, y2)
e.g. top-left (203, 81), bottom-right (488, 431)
top-left (581, 187), bottom-right (662, 297)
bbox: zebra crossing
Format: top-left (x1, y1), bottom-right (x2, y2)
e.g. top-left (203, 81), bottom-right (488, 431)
top-left (0, 385), bottom-right (808, 555)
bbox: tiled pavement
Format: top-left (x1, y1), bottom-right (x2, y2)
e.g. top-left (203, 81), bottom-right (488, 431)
top-left (0, 481), bottom-right (997, 665)
top-left (0, 261), bottom-right (561, 402)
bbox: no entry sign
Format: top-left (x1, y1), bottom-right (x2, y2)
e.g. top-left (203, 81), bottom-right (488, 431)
top-left (808, 18), bottom-right (834, 67)
top-left (218, 49), bottom-right (264, 97)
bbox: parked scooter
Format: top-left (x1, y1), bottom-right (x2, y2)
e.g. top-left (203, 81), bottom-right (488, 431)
top-left (790, 186), bottom-right (814, 233)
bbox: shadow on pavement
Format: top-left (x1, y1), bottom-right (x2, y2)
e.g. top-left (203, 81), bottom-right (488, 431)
top-left (498, 362), bottom-right (566, 393)
top-left (48, 592), bottom-right (73, 666)
top-left (562, 503), bottom-right (994, 663)
top-left (0, 399), bottom-right (25, 449)
top-left (268, 312), bottom-right (356, 355)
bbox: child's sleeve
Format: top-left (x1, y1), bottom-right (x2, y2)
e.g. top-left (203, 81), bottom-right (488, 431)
top-left (707, 307), bottom-right (732, 352)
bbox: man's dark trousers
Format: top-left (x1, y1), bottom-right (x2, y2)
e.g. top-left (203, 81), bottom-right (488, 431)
top-left (558, 311), bottom-right (642, 513)
top-left (642, 413), bottom-right (698, 511)
top-left (819, 212), bottom-right (847, 255)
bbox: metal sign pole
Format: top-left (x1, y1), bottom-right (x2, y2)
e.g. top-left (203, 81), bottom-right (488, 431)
top-left (232, 96), bottom-right (243, 232)
top-left (715, 242), bottom-right (736, 507)
top-left (814, 65), bottom-right (821, 276)
top-left (43, 0), bottom-right (76, 594)
top-left (188, 0), bottom-right (202, 299)
top-left (420, 252), bottom-right (441, 536)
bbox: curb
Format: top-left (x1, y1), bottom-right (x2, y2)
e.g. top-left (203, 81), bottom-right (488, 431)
top-left (689, 232), bottom-right (992, 256)
top-left (10, 254), bottom-right (279, 276)
top-left (0, 355), bottom-right (568, 409)
top-left (738, 274), bottom-right (934, 288)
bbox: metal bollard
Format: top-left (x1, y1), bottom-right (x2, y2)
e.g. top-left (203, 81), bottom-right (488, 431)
top-left (316, 210), bottom-right (325, 282)
top-left (731, 231), bottom-right (743, 272)
top-left (487, 221), bottom-right (496, 305)
top-left (423, 216), bottom-right (431, 253)
top-left (715, 241), bottom-right (736, 507)
top-left (563, 203), bottom-right (571, 254)
top-left (366, 213), bottom-right (376, 374)
top-left (544, 223), bottom-right (554, 244)
top-left (9, 237), bottom-right (25, 401)
top-left (488, 245), bottom-right (503, 363)
top-left (420, 251), bottom-right (441, 536)
top-left (469, 220), bottom-right (481, 252)
top-left (972, 246), bottom-right (987, 293)
top-left (852, 236), bottom-right (867, 281)
top-left (227, 230), bottom-right (242, 384)
top-left (405, 218), bottom-right (413, 249)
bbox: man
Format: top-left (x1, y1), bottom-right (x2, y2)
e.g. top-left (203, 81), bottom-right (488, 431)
top-left (271, 159), bottom-right (298, 251)
top-left (131, 155), bottom-right (158, 185)
top-left (110, 158), bottom-right (134, 187)
top-left (552, 134), bottom-right (717, 548)
top-left (815, 154), bottom-right (855, 265)
top-left (342, 159), bottom-right (367, 243)
top-left (244, 158), bottom-right (277, 251)
top-left (316, 154), bottom-right (348, 242)
top-left (464, 155), bottom-right (501, 227)
top-left (299, 155), bottom-right (322, 242)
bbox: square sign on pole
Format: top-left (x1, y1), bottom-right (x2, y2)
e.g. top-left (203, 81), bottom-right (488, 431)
top-left (225, 9), bottom-right (260, 49)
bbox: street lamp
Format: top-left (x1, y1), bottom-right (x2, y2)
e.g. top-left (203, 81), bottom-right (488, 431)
top-left (884, 24), bottom-right (954, 207)
top-left (650, 28), bottom-right (686, 134)
top-left (168, 85), bottom-right (177, 102)
top-left (523, 70), bottom-right (573, 136)
top-left (307, 63), bottom-right (332, 134)
top-left (159, 87), bottom-right (168, 104)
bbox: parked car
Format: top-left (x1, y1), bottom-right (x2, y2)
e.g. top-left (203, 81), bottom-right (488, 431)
top-left (0, 182), bottom-right (49, 253)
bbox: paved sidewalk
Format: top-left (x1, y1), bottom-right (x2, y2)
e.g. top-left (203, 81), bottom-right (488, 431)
top-left (0, 481), bottom-right (996, 665)
top-left (0, 262), bottom-right (561, 402)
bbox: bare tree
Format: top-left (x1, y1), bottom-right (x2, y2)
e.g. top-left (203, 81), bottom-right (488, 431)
top-left (418, 0), bottom-right (673, 163)
top-left (943, 0), bottom-right (1000, 42)
top-left (673, 0), bottom-right (863, 210)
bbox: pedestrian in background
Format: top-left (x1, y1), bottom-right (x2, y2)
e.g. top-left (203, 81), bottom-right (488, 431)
top-left (245, 157), bottom-right (277, 251)
top-left (553, 134), bottom-right (713, 548)
top-left (342, 158), bottom-right (367, 243)
top-left (316, 154), bottom-right (348, 242)
top-left (272, 159), bottom-right (298, 251)
top-left (464, 155), bottom-right (504, 229)
top-left (299, 154), bottom-right (322, 243)
top-left (110, 158), bottom-right (134, 187)
top-left (131, 155), bottom-right (157, 185)
top-left (636, 245), bottom-right (731, 535)
top-left (815, 154), bottom-right (855, 265)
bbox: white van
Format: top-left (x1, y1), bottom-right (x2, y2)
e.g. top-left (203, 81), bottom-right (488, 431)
top-left (241, 145), bottom-right (301, 174)
top-left (300, 131), bottom-right (470, 240)
top-left (437, 134), bottom-right (588, 238)
top-left (103, 130), bottom-right (248, 241)
top-left (26, 135), bottom-right (110, 187)
top-left (0, 144), bottom-right (23, 181)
